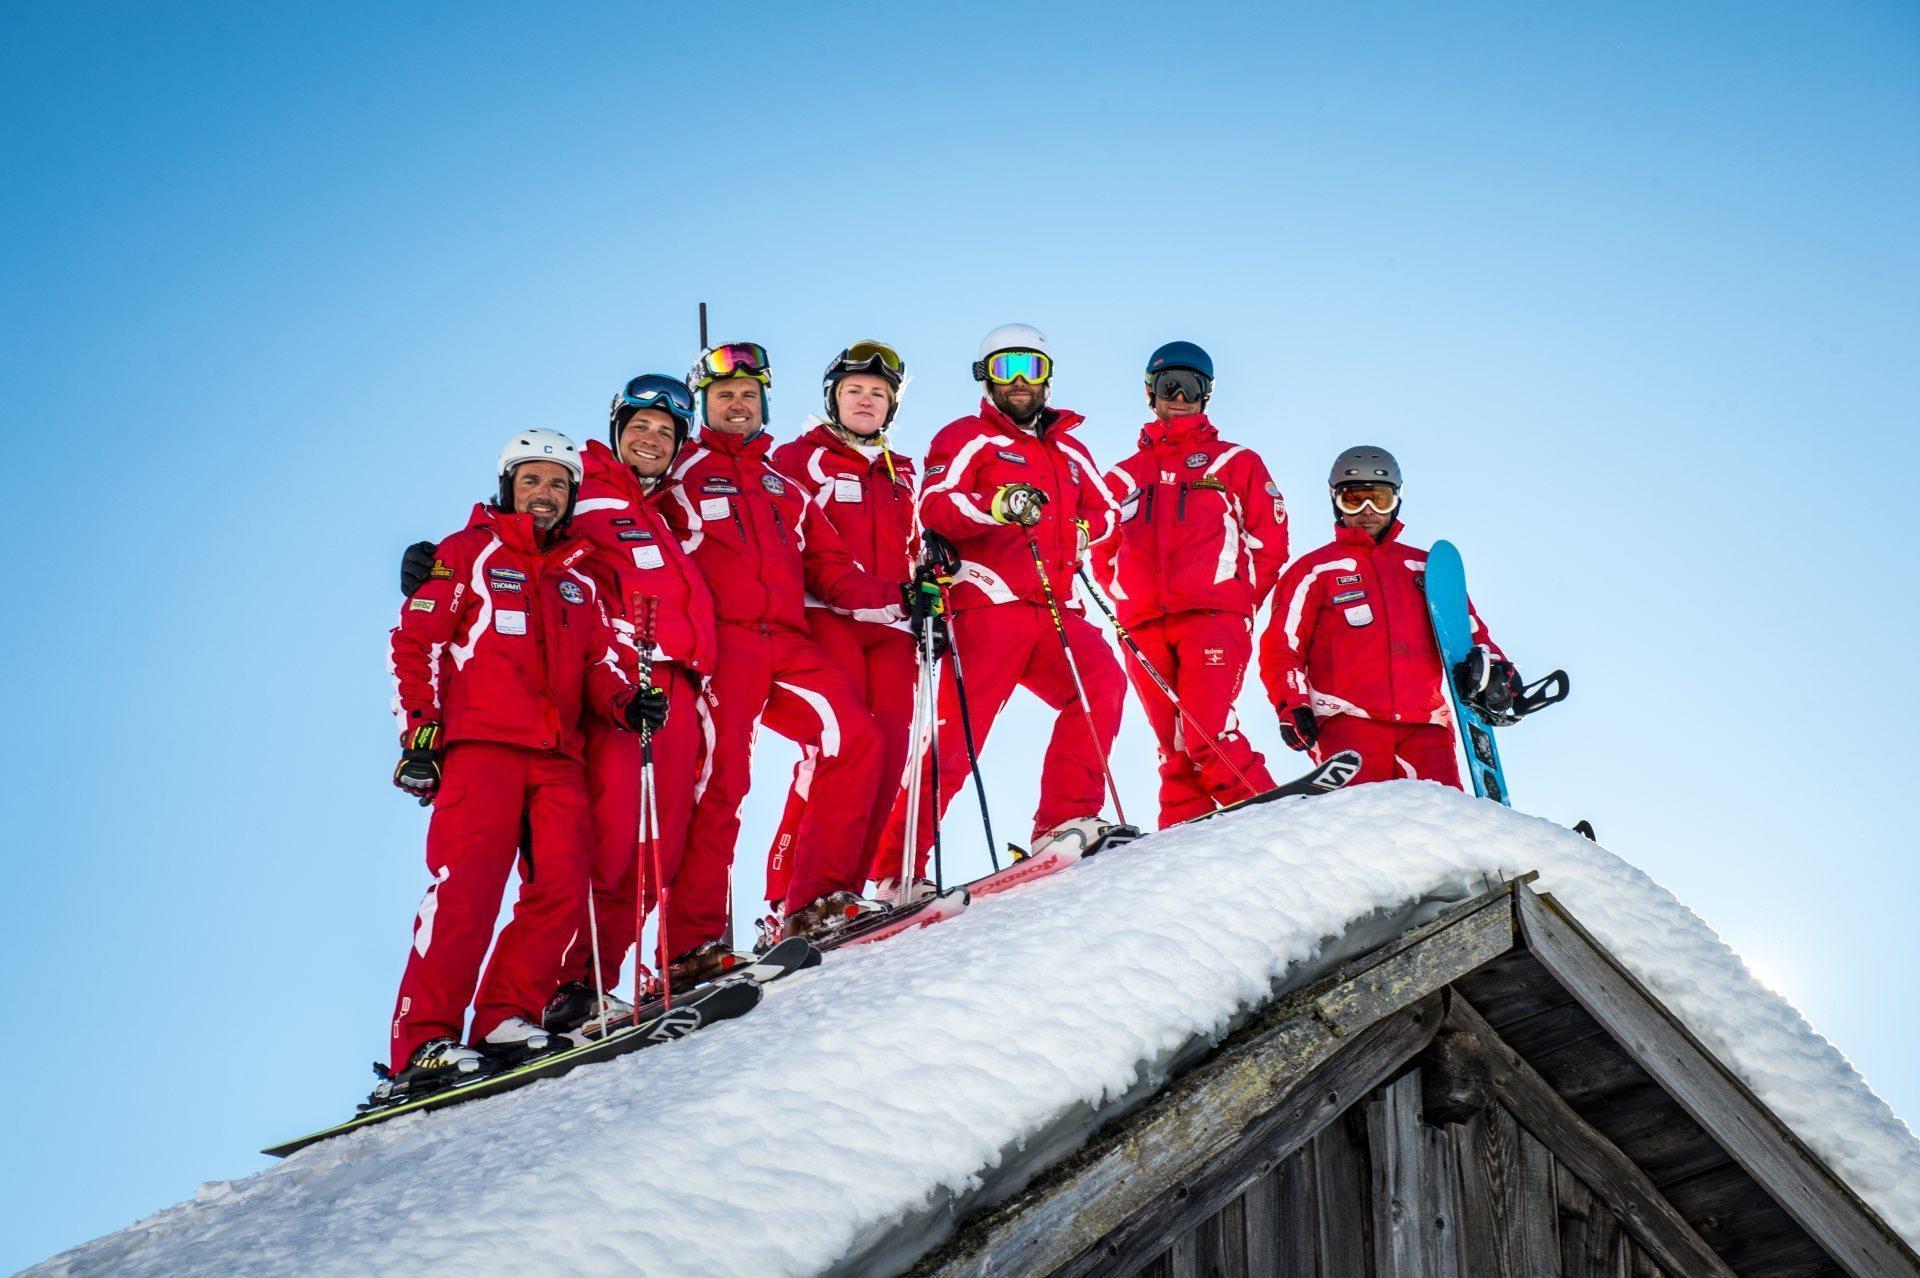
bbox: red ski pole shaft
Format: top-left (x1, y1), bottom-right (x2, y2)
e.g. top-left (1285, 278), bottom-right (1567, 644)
top-left (630, 593), bottom-right (667, 1019)
top-left (1074, 565), bottom-right (1263, 801)
top-left (1024, 534), bottom-right (1128, 828)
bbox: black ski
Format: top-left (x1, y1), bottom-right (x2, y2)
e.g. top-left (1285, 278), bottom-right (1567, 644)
top-left (265, 978), bottom-right (763, 1158)
top-left (1174, 749), bottom-right (1363, 828)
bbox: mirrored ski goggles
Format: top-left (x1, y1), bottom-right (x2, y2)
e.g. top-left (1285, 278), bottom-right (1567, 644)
top-left (842, 340), bottom-right (905, 376)
top-left (983, 350), bottom-right (1052, 385)
top-left (620, 374), bottom-right (695, 419)
top-left (1148, 368), bottom-right (1211, 403)
top-left (697, 342), bottom-right (771, 384)
top-left (1332, 482), bottom-right (1401, 515)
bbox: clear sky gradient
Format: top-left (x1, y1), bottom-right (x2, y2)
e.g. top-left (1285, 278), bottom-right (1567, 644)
top-left (3, 2), bottom-right (1916, 1268)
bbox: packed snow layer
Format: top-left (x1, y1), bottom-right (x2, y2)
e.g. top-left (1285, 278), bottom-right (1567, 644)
top-left (29, 783), bottom-right (1920, 1276)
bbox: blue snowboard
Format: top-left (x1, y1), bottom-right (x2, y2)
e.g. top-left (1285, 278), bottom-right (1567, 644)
top-left (1424, 540), bottom-right (1510, 806)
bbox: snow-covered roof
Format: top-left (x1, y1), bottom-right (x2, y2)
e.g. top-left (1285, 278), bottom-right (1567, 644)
top-left (28, 783), bottom-right (1920, 1277)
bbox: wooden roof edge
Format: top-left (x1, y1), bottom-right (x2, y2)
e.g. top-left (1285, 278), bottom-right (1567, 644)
top-left (1516, 882), bottom-right (1920, 1277)
top-left (909, 876), bottom-right (1532, 1278)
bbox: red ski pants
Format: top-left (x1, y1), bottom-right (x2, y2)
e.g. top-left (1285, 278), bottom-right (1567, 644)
top-left (761, 612), bottom-right (918, 900)
top-left (1313, 714), bottom-right (1463, 789)
top-left (668, 622), bottom-right (881, 947)
top-left (874, 602), bottom-right (1125, 875)
top-left (1124, 611), bottom-right (1277, 828)
top-left (567, 664), bottom-right (702, 990)
top-left (389, 742), bottom-right (590, 1071)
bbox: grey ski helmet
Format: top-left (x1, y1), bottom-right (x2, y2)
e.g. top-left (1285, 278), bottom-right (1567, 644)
top-left (1328, 445), bottom-right (1402, 490)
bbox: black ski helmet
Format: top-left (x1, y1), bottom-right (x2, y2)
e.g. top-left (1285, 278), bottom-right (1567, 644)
top-left (822, 340), bottom-right (906, 428)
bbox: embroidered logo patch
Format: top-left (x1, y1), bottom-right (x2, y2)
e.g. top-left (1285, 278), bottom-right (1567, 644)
top-left (407, 598), bottom-right (436, 613)
top-left (1264, 481), bottom-right (1281, 497)
top-left (611, 518), bottom-right (635, 527)
top-left (1336, 573), bottom-right (1362, 585)
top-left (926, 463), bottom-right (946, 476)
top-left (488, 567), bottom-right (527, 582)
top-left (1333, 589), bottom-right (1367, 604)
top-left (557, 580), bottom-right (585, 604)
top-left (428, 560), bottom-right (454, 580)
top-left (996, 450), bottom-right (1026, 465)
top-left (1193, 476), bottom-right (1227, 492)
top-left (1203, 647), bottom-right (1226, 667)
top-left (760, 473), bottom-right (786, 494)
top-left (702, 479), bottom-right (739, 494)
top-left (617, 530), bottom-right (652, 542)
top-left (1066, 459), bottom-right (1081, 483)
top-left (1185, 451), bottom-right (1208, 468)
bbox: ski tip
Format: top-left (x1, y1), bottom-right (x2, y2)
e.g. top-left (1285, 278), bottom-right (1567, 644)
top-left (1317, 750), bottom-right (1363, 789)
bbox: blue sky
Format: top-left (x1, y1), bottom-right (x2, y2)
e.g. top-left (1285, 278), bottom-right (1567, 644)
top-left (4, 1), bottom-right (1917, 1268)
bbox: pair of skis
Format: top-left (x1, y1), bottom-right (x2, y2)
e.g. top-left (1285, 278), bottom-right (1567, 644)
top-left (264, 936), bottom-right (821, 1158)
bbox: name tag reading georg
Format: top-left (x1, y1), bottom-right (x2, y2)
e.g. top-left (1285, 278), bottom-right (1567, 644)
top-left (495, 610), bottom-right (528, 636)
top-left (834, 477), bottom-right (863, 503)
top-left (698, 496), bottom-right (730, 521)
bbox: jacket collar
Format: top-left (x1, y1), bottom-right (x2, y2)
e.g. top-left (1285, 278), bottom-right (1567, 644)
top-left (977, 397), bottom-right (1087, 439)
top-left (1333, 518), bottom-right (1406, 549)
top-left (470, 503), bottom-right (590, 566)
top-left (1139, 412), bottom-right (1218, 451)
top-left (697, 425), bottom-right (773, 459)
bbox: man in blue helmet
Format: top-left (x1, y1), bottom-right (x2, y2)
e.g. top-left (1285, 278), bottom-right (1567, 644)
top-left (1094, 342), bottom-right (1290, 826)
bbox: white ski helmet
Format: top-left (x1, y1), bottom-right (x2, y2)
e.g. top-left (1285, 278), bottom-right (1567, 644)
top-left (497, 428), bottom-right (583, 519)
top-left (972, 322), bottom-right (1052, 381)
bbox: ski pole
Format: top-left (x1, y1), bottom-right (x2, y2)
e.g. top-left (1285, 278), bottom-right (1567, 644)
top-left (1024, 534), bottom-right (1128, 828)
top-left (925, 608), bottom-right (944, 891)
top-left (630, 594), bottom-right (669, 1018)
top-left (922, 532), bottom-right (1002, 870)
top-left (897, 597), bottom-right (932, 907)
top-left (1073, 564), bottom-right (1263, 801)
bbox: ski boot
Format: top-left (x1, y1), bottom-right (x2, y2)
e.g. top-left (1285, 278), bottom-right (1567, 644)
top-left (667, 940), bottom-right (757, 989)
top-left (783, 890), bottom-right (886, 942)
top-left (363, 1037), bottom-right (492, 1112)
top-left (871, 876), bottom-right (940, 907)
top-left (1033, 816), bottom-right (1142, 860)
top-left (477, 1016), bottom-right (560, 1068)
top-left (543, 981), bottom-right (639, 1042)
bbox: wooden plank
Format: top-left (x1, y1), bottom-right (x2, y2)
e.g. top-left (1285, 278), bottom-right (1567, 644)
top-left (1368, 1070), bottom-right (1461, 1277)
top-left (1315, 1110), bottom-right (1373, 1278)
top-left (1513, 1115), bottom-right (1563, 1274)
top-left (1449, 948), bottom-right (1575, 1028)
top-left (1447, 993), bottom-right (1735, 1278)
top-left (1577, 1082), bottom-right (1731, 1188)
top-left (1557, 1162), bottom-right (1627, 1278)
top-left (1135, 1255), bottom-right (1171, 1278)
top-left (1167, 1229), bottom-right (1199, 1278)
top-left (1315, 893), bottom-right (1516, 1035)
top-left (1266, 1145), bottom-right (1317, 1278)
top-left (1660, 1161), bottom-right (1846, 1277)
top-left (1194, 1214), bottom-right (1225, 1277)
top-left (1449, 1111), bottom-right (1508, 1277)
top-left (1627, 1239), bottom-right (1666, 1278)
top-left (1516, 886), bottom-right (1920, 1278)
top-left (1220, 1192), bottom-right (1250, 1278)
top-left (1497, 1000), bottom-right (1612, 1059)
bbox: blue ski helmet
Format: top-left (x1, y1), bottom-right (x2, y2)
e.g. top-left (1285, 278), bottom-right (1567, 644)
top-left (1145, 341), bottom-right (1214, 381)
top-left (610, 373), bottom-right (696, 451)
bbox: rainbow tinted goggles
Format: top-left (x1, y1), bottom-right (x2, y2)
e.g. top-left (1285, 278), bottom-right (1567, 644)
top-left (982, 350), bottom-right (1052, 385)
top-left (1332, 482), bottom-right (1401, 515)
top-left (696, 342), bottom-right (772, 386)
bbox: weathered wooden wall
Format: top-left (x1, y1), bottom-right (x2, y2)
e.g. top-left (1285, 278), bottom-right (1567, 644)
top-left (1130, 1067), bottom-right (1685, 1278)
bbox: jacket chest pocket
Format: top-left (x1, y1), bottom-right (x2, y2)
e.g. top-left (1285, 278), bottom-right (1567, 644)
top-left (1331, 583), bottom-right (1372, 627)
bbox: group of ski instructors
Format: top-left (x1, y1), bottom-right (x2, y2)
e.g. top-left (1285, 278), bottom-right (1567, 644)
top-left (374, 325), bottom-right (1527, 1101)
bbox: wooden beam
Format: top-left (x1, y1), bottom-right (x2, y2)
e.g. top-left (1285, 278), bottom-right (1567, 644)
top-left (1446, 993), bottom-right (1736, 1278)
top-left (915, 880), bottom-right (1528, 1278)
top-left (1514, 886), bottom-right (1920, 1278)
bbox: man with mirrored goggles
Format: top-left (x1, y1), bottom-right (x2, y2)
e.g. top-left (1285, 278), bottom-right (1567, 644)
top-left (1260, 445), bottom-right (1516, 792)
top-left (1092, 341), bottom-right (1288, 826)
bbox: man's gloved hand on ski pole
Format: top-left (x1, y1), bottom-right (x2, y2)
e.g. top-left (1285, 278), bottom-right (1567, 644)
top-left (393, 723), bottom-right (443, 805)
top-left (1278, 705), bottom-right (1318, 753)
top-left (901, 570), bottom-right (950, 659)
top-left (990, 482), bottom-right (1047, 528)
top-left (623, 685), bottom-right (670, 734)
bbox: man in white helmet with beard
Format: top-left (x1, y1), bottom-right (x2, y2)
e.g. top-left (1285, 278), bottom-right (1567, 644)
top-left (378, 429), bottom-right (666, 1105)
top-left (871, 324), bottom-right (1130, 880)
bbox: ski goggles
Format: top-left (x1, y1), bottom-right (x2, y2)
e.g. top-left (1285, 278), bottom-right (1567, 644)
top-left (1148, 368), bottom-right (1211, 403)
top-left (982, 350), bottom-right (1052, 385)
top-left (619, 374), bottom-right (695, 421)
top-left (1332, 482), bottom-right (1401, 515)
top-left (841, 340), bottom-right (905, 378)
top-left (695, 342), bottom-right (771, 386)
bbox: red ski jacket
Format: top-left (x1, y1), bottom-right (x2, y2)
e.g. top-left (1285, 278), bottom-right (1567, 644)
top-left (770, 422), bottom-right (919, 614)
top-left (918, 400), bottom-right (1119, 614)
top-left (390, 504), bottom-right (635, 759)
top-left (661, 427), bottom-right (901, 633)
top-left (1096, 413), bottom-right (1288, 627)
top-left (1258, 521), bottom-right (1504, 726)
top-left (573, 441), bottom-right (718, 676)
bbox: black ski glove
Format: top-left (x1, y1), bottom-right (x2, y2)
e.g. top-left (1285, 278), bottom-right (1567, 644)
top-left (393, 724), bottom-right (443, 806)
top-left (1278, 706), bottom-right (1318, 752)
top-left (624, 685), bottom-right (670, 734)
top-left (902, 574), bottom-right (950, 659)
top-left (1453, 647), bottom-right (1524, 722)
top-left (401, 540), bottom-right (440, 596)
